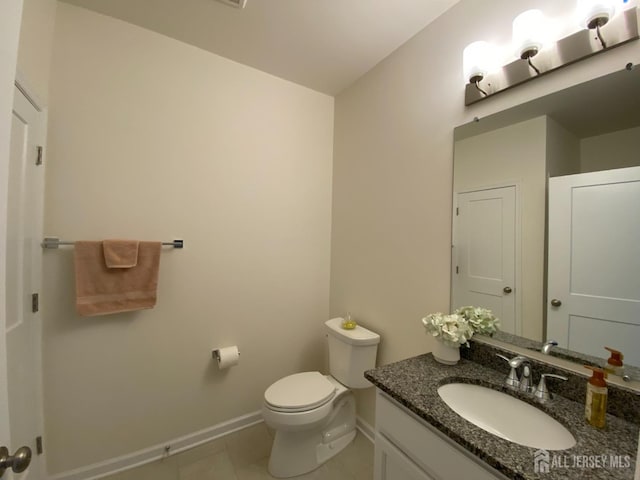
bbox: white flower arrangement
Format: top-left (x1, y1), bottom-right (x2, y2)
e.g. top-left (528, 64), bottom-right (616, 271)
top-left (421, 312), bottom-right (474, 348)
top-left (454, 306), bottom-right (500, 336)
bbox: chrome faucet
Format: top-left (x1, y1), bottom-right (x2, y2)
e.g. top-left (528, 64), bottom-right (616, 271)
top-left (541, 340), bottom-right (558, 354)
top-left (497, 353), bottom-right (570, 401)
top-left (509, 356), bottom-right (534, 393)
top-left (496, 354), bottom-right (534, 393)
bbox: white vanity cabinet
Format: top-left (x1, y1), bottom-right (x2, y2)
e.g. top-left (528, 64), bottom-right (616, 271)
top-left (374, 390), bottom-right (509, 480)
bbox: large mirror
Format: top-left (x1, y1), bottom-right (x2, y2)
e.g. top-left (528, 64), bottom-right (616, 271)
top-left (451, 66), bottom-right (640, 373)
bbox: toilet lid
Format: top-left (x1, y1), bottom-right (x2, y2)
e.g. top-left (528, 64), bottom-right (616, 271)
top-left (265, 372), bottom-right (336, 412)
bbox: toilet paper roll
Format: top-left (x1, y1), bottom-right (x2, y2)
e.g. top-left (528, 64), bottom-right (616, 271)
top-left (214, 346), bottom-right (240, 369)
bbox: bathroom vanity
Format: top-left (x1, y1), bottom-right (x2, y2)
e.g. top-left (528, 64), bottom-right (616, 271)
top-left (365, 344), bottom-right (639, 480)
top-left (374, 390), bottom-right (508, 480)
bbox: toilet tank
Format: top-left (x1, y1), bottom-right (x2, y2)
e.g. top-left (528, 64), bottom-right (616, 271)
top-left (325, 318), bottom-right (380, 389)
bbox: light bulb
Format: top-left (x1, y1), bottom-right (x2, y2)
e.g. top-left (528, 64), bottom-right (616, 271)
top-left (512, 9), bottom-right (548, 59)
top-left (577, 0), bottom-right (616, 28)
top-left (463, 41), bottom-right (499, 84)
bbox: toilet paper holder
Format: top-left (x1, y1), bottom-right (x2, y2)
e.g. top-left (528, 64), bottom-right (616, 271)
top-left (212, 348), bottom-right (240, 362)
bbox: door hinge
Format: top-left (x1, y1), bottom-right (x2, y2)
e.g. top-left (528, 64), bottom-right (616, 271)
top-left (36, 146), bottom-right (43, 166)
top-left (36, 436), bottom-right (43, 455)
top-left (32, 293), bottom-right (39, 313)
top-left (456, 266), bottom-right (459, 274)
top-left (456, 207), bottom-right (459, 216)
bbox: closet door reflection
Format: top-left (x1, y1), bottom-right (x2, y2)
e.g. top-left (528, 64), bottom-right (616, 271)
top-left (547, 166), bottom-right (640, 365)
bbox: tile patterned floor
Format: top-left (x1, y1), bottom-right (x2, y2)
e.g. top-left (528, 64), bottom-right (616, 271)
top-left (104, 423), bottom-right (373, 480)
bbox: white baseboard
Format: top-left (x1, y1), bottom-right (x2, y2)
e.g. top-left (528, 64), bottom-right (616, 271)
top-left (48, 411), bottom-right (263, 480)
top-left (356, 415), bottom-right (374, 443)
top-left (49, 411), bottom-right (375, 479)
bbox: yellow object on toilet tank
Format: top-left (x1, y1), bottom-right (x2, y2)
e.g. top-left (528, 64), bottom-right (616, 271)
top-left (341, 312), bottom-right (357, 330)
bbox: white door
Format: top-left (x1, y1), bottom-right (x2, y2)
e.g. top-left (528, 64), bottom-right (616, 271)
top-left (547, 167), bottom-right (640, 365)
top-left (452, 186), bottom-right (517, 333)
top-left (3, 85), bottom-right (46, 479)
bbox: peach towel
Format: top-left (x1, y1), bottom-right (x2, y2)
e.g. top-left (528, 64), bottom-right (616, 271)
top-left (103, 239), bottom-right (139, 268)
top-left (74, 241), bottom-right (162, 316)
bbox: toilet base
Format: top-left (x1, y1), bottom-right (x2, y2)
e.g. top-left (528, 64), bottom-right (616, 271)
top-left (267, 394), bottom-right (356, 478)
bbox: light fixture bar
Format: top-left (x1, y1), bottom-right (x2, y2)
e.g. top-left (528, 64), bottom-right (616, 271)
top-left (465, 7), bottom-right (638, 106)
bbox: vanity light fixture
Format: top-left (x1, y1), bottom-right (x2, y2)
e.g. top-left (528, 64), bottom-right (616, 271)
top-left (512, 9), bottom-right (546, 74)
top-left (577, 0), bottom-right (617, 47)
top-left (463, 3), bottom-right (639, 105)
top-left (462, 41), bottom-right (498, 96)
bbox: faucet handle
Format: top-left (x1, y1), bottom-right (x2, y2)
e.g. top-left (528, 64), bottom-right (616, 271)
top-left (496, 354), bottom-right (520, 389)
top-left (534, 373), bottom-right (568, 402)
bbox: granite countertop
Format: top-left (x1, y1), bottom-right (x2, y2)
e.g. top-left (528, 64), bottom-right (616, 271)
top-left (365, 354), bottom-right (639, 480)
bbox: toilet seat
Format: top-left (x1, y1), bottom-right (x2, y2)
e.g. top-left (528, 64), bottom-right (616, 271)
top-left (264, 372), bottom-right (336, 413)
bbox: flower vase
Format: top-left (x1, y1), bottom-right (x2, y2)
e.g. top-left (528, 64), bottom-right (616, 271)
top-left (432, 341), bottom-right (460, 365)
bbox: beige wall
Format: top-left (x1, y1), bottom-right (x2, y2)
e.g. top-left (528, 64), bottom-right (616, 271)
top-left (453, 117), bottom-right (547, 341)
top-left (580, 125), bottom-right (640, 173)
top-left (546, 117), bottom-right (580, 178)
top-left (43, 3), bottom-right (334, 474)
top-left (17, 0), bottom-right (57, 103)
top-left (330, 0), bottom-right (640, 426)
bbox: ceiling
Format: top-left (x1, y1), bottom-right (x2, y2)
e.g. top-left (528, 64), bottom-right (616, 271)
top-left (59, 0), bottom-right (460, 95)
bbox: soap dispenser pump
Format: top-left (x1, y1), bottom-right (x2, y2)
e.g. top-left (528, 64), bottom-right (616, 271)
top-left (603, 347), bottom-right (624, 376)
top-left (584, 366), bottom-right (607, 429)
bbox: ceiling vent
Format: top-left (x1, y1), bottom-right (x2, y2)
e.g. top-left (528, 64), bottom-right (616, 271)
top-left (216, 0), bottom-right (247, 8)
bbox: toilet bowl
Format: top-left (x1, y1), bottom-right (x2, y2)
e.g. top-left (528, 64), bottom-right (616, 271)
top-left (263, 373), bottom-right (355, 478)
top-left (262, 318), bottom-right (380, 478)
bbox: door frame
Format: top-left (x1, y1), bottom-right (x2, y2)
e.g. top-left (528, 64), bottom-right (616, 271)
top-left (1, 0), bottom-right (25, 458)
top-left (451, 181), bottom-right (522, 335)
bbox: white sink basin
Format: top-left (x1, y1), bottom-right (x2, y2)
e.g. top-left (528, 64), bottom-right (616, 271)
top-left (437, 383), bottom-right (576, 450)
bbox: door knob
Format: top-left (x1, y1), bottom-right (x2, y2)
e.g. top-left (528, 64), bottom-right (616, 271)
top-left (550, 299), bottom-right (562, 307)
top-left (503, 286), bottom-right (512, 294)
top-left (0, 446), bottom-right (32, 475)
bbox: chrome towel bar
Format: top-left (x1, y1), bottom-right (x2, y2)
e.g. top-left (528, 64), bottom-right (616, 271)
top-left (41, 237), bottom-right (184, 249)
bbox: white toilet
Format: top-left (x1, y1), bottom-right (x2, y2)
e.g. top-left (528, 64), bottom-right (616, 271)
top-left (262, 317), bottom-right (380, 478)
